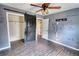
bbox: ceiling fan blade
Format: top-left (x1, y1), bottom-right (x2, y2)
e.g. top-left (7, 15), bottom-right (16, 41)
top-left (35, 9), bottom-right (43, 13)
top-left (48, 6), bottom-right (61, 9)
top-left (30, 4), bottom-right (42, 8)
top-left (43, 3), bottom-right (50, 7)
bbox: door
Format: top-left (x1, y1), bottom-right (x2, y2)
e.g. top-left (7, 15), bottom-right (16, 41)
top-left (42, 19), bottom-right (49, 40)
top-left (25, 13), bottom-right (36, 41)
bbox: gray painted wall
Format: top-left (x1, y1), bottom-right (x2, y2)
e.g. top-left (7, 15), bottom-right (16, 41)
top-left (44, 8), bottom-right (79, 49)
top-left (0, 5), bottom-right (10, 49)
top-left (0, 4), bottom-right (26, 50)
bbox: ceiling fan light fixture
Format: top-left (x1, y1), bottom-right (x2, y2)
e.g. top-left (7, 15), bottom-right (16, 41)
top-left (41, 8), bottom-right (48, 15)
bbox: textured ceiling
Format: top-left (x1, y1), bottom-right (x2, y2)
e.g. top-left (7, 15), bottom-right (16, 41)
top-left (2, 3), bottom-right (79, 15)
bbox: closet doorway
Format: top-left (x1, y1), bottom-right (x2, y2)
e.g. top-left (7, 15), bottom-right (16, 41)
top-left (36, 19), bottom-right (43, 37)
top-left (6, 12), bottom-right (25, 43)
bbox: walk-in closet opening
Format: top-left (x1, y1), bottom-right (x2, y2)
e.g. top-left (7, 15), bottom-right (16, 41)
top-left (6, 12), bottom-right (25, 43)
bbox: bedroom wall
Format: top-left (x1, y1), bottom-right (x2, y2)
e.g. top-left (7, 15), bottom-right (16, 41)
top-left (44, 7), bottom-right (79, 50)
top-left (0, 4), bottom-right (25, 50)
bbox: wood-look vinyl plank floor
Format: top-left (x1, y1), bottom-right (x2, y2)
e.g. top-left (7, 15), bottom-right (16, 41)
top-left (0, 37), bottom-right (79, 56)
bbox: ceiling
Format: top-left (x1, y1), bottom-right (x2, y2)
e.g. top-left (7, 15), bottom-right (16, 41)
top-left (2, 3), bottom-right (79, 15)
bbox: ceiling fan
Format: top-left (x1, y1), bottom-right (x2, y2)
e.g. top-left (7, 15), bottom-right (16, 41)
top-left (30, 3), bottom-right (61, 15)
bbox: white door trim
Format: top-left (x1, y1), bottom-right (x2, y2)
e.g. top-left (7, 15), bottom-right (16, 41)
top-left (6, 11), bottom-right (24, 48)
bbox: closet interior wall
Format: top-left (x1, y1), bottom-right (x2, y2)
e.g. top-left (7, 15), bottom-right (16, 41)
top-left (8, 14), bottom-right (25, 42)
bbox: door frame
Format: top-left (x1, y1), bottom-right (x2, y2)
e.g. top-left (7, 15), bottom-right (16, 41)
top-left (36, 18), bottom-right (43, 42)
top-left (6, 11), bottom-right (25, 47)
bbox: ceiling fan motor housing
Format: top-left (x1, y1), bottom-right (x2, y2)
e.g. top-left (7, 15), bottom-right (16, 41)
top-left (42, 3), bottom-right (48, 11)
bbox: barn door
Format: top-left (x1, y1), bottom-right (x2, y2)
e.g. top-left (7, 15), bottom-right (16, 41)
top-left (25, 13), bottom-right (36, 41)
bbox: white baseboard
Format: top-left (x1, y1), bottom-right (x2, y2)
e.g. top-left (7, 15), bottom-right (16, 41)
top-left (43, 38), bottom-right (79, 51)
top-left (0, 46), bottom-right (10, 51)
